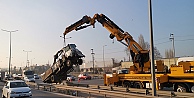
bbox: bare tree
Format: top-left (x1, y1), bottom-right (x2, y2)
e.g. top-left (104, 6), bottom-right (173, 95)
top-left (138, 34), bottom-right (162, 59)
top-left (154, 47), bottom-right (162, 59)
top-left (124, 34), bottom-right (162, 61)
top-left (124, 47), bottom-right (131, 61)
top-left (138, 34), bottom-right (147, 49)
top-left (165, 49), bottom-right (174, 58)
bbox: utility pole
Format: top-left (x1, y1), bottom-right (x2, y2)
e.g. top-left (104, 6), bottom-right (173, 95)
top-left (103, 45), bottom-right (107, 74)
top-left (1, 29), bottom-right (18, 75)
top-left (170, 33), bottom-right (176, 65)
top-left (91, 49), bottom-right (95, 74)
top-left (23, 50), bottom-right (32, 68)
top-left (148, 0), bottom-right (156, 96)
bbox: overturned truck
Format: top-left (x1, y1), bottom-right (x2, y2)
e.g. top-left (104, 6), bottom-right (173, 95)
top-left (41, 44), bottom-right (85, 83)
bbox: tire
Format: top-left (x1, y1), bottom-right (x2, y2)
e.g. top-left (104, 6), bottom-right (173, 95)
top-left (66, 60), bottom-right (72, 67)
top-left (133, 82), bottom-right (143, 89)
top-left (123, 81), bottom-right (131, 88)
top-left (175, 83), bottom-right (189, 92)
top-left (78, 59), bottom-right (83, 65)
top-left (51, 75), bottom-right (55, 82)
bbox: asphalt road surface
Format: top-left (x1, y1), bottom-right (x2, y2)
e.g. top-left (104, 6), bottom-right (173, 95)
top-left (35, 78), bottom-right (104, 85)
top-left (0, 78), bottom-right (104, 98)
top-left (0, 81), bottom-right (78, 98)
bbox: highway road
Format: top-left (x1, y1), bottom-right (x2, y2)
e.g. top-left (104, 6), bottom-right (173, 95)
top-left (35, 78), bottom-right (104, 85)
top-left (0, 81), bottom-right (77, 98)
top-left (0, 78), bottom-right (104, 98)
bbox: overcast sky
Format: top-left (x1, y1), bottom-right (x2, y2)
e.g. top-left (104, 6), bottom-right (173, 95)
top-left (0, 0), bottom-right (194, 68)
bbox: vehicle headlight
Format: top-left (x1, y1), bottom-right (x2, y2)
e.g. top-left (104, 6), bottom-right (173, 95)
top-left (27, 90), bottom-right (31, 93)
top-left (10, 91), bottom-right (16, 94)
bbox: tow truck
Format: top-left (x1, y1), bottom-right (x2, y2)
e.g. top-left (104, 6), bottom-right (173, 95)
top-left (63, 13), bottom-right (194, 93)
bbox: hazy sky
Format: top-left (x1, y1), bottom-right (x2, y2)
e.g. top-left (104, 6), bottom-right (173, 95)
top-left (0, 0), bottom-right (194, 68)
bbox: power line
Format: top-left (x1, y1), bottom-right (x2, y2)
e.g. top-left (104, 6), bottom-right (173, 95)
top-left (155, 41), bottom-right (171, 45)
top-left (95, 50), bottom-right (125, 55)
top-left (175, 35), bottom-right (194, 38)
top-left (154, 38), bottom-right (194, 45)
top-left (175, 39), bottom-right (194, 41)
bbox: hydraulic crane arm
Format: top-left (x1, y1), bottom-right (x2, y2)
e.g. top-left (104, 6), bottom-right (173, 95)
top-left (64, 14), bottom-right (148, 55)
top-left (64, 15), bottom-right (96, 35)
top-left (64, 14), bottom-right (150, 72)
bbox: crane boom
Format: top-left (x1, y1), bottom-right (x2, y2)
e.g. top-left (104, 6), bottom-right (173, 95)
top-left (64, 13), bottom-right (150, 73)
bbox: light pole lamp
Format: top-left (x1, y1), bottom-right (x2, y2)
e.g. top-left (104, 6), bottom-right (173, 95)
top-left (103, 45), bottom-right (107, 74)
top-left (1, 29), bottom-right (18, 75)
top-left (23, 50), bottom-right (32, 67)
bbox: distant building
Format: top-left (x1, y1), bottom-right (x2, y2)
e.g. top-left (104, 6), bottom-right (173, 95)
top-left (121, 57), bottom-right (181, 69)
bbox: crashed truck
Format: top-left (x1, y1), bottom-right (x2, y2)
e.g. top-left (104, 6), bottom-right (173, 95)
top-left (41, 44), bottom-right (85, 83)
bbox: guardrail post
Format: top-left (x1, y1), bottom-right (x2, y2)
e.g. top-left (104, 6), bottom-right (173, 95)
top-left (126, 87), bottom-right (130, 92)
top-left (44, 86), bottom-right (46, 91)
top-left (170, 91), bottom-right (176, 97)
top-left (98, 85), bottom-right (100, 89)
top-left (49, 86), bottom-right (52, 92)
top-left (145, 89), bottom-right (149, 95)
top-left (76, 91), bottom-right (78, 96)
top-left (38, 85), bottom-right (39, 90)
top-left (110, 86), bottom-right (113, 91)
top-left (104, 94), bottom-right (106, 98)
top-left (88, 92), bottom-right (91, 98)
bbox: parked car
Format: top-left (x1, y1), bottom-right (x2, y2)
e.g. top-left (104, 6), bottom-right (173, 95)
top-left (34, 74), bottom-right (39, 79)
top-left (67, 74), bottom-right (75, 81)
top-left (2, 80), bottom-right (32, 98)
top-left (24, 76), bottom-right (35, 83)
top-left (4, 74), bottom-right (13, 80)
top-left (78, 73), bottom-right (91, 80)
top-left (13, 76), bottom-right (22, 80)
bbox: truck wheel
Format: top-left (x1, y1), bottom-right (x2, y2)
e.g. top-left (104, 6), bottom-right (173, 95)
top-left (66, 60), bottom-right (72, 67)
top-left (176, 83), bottom-right (188, 92)
top-left (51, 75), bottom-right (55, 82)
top-left (123, 81), bottom-right (131, 88)
top-left (78, 59), bottom-right (83, 65)
top-left (134, 82), bottom-right (143, 89)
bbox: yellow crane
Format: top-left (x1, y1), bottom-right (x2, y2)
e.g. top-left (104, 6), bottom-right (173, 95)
top-left (64, 13), bottom-right (194, 93)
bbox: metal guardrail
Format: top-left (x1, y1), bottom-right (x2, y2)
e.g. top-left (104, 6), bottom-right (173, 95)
top-left (26, 82), bottom-right (194, 98)
top-left (88, 85), bottom-right (194, 98)
top-left (54, 85), bottom-right (154, 98)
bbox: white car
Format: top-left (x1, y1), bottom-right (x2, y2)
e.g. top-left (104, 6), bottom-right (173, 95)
top-left (2, 80), bottom-right (32, 98)
top-left (34, 74), bottom-right (39, 79)
top-left (24, 76), bottom-right (35, 83)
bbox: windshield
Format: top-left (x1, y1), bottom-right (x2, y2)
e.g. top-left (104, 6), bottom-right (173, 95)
top-left (10, 82), bottom-right (28, 88)
top-left (24, 70), bottom-right (34, 75)
top-left (27, 76), bottom-right (34, 78)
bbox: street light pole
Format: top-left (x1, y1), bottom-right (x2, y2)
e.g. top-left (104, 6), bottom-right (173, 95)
top-left (1, 29), bottom-right (18, 75)
top-left (91, 49), bottom-right (95, 74)
top-left (170, 33), bottom-right (176, 65)
top-left (31, 58), bottom-right (35, 66)
top-left (23, 50), bottom-right (32, 68)
top-left (148, 0), bottom-right (156, 96)
top-left (103, 45), bottom-right (107, 74)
